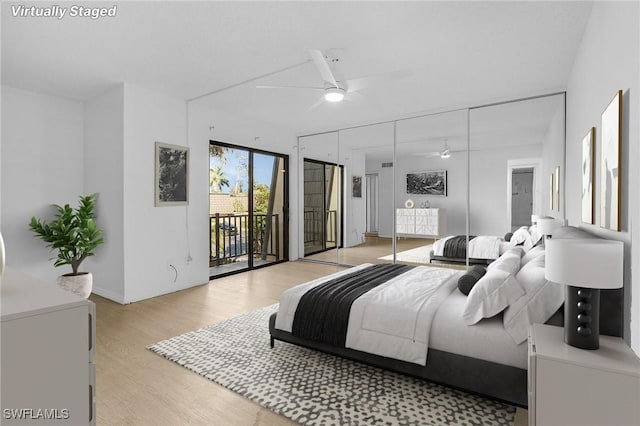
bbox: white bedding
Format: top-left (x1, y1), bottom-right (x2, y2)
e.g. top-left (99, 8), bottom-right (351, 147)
top-left (433, 235), bottom-right (503, 259)
top-left (430, 287), bottom-right (527, 369)
top-left (275, 264), bottom-right (461, 365)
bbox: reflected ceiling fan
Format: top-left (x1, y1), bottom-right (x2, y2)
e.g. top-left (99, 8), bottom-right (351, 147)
top-left (419, 139), bottom-right (453, 159)
top-left (256, 49), bottom-right (411, 110)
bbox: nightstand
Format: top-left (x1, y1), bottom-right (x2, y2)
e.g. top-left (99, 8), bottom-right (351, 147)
top-left (528, 323), bottom-right (640, 426)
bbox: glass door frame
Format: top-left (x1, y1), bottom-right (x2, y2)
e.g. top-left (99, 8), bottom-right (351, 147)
top-left (302, 157), bottom-right (344, 257)
top-left (209, 140), bottom-right (289, 279)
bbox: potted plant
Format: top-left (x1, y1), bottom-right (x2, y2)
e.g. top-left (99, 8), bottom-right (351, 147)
top-left (29, 193), bottom-right (104, 298)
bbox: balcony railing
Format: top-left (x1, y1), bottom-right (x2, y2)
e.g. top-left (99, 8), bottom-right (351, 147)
top-left (303, 209), bottom-right (337, 244)
top-left (210, 213), bottom-right (280, 266)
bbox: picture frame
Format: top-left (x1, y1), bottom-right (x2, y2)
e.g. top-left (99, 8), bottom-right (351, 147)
top-left (549, 173), bottom-right (554, 211)
top-left (600, 90), bottom-right (622, 231)
top-left (581, 128), bottom-right (595, 224)
top-left (406, 170), bottom-right (447, 196)
top-left (555, 166), bottom-right (560, 212)
top-left (352, 175), bottom-right (362, 198)
top-left (155, 142), bottom-right (189, 206)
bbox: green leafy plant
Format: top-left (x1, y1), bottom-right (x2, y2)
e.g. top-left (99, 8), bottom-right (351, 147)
top-left (29, 193), bottom-right (105, 275)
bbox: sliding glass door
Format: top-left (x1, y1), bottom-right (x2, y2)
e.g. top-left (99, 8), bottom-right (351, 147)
top-left (303, 159), bottom-right (343, 257)
top-left (209, 142), bottom-right (288, 278)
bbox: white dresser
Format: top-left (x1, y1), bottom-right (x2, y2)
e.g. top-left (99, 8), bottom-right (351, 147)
top-left (528, 323), bottom-right (640, 426)
top-left (1, 269), bottom-right (96, 425)
top-left (396, 208), bottom-right (446, 238)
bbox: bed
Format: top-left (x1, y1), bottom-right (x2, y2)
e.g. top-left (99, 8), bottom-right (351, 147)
top-left (429, 226), bottom-right (541, 265)
top-left (269, 245), bottom-right (564, 407)
top-left (269, 227), bottom-right (625, 408)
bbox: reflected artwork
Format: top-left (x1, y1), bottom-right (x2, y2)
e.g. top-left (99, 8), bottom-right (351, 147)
top-left (406, 171), bottom-right (447, 196)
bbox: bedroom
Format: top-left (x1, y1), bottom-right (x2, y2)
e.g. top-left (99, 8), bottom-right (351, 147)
top-left (1, 1), bottom-right (639, 425)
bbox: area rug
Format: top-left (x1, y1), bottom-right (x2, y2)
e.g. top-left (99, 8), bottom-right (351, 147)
top-left (148, 304), bottom-right (516, 426)
top-left (378, 244), bottom-right (433, 264)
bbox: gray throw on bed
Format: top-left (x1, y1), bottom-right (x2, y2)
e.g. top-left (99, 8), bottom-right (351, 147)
top-left (443, 235), bottom-right (476, 258)
top-left (291, 263), bottom-right (413, 347)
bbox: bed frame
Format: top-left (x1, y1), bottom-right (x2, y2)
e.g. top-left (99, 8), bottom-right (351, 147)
top-left (429, 250), bottom-right (494, 266)
top-left (269, 289), bottom-right (623, 408)
top-left (269, 311), bottom-right (562, 407)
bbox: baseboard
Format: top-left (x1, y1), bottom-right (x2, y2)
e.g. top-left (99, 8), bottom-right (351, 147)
top-left (91, 286), bottom-right (126, 304)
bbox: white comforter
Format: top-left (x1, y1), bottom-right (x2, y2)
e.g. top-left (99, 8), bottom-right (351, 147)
top-left (433, 235), bottom-right (503, 259)
top-left (275, 264), bottom-right (461, 365)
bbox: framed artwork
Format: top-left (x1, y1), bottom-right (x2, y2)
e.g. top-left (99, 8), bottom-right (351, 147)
top-left (581, 128), bottom-right (595, 224)
top-left (352, 175), bottom-right (362, 198)
top-left (406, 170), bottom-right (447, 196)
top-left (555, 166), bottom-right (560, 212)
top-left (600, 90), bottom-right (622, 231)
top-left (549, 173), bottom-right (554, 211)
top-left (155, 142), bottom-right (189, 206)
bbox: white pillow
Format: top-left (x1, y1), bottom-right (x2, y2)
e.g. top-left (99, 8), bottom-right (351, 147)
top-left (503, 256), bottom-right (564, 344)
top-left (509, 227), bottom-right (534, 251)
top-left (487, 247), bottom-right (523, 275)
top-left (463, 268), bottom-right (525, 325)
top-left (521, 245), bottom-right (545, 266)
top-left (528, 225), bottom-right (542, 246)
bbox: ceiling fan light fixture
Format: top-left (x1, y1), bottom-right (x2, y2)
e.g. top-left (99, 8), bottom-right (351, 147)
top-left (440, 140), bottom-right (451, 158)
top-left (324, 87), bottom-right (345, 102)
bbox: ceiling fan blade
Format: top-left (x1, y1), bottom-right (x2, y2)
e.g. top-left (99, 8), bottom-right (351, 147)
top-left (306, 96), bottom-right (327, 112)
top-left (345, 69), bottom-right (413, 93)
top-left (256, 84), bottom-right (324, 90)
top-left (309, 49), bottom-right (339, 87)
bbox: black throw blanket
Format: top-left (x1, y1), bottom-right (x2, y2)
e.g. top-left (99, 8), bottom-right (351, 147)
top-left (291, 264), bottom-right (413, 347)
top-left (443, 235), bottom-right (476, 258)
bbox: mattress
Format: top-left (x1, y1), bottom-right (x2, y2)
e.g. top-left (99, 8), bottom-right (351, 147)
top-left (430, 288), bottom-right (527, 369)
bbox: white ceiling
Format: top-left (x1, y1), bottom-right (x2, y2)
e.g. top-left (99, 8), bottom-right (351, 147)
top-left (2, 1), bottom-right (591, 135)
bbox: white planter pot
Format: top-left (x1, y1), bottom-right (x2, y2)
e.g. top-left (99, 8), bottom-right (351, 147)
top-left (57, 272), bottom-right (93, 299)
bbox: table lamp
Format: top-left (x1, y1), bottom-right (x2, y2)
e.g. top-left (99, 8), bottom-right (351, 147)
top-left (545, 238), bottom-right (623, 349)
top-left (537, 217), bottom-right (558, 239)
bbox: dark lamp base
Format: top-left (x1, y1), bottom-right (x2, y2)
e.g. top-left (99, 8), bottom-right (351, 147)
top-left (564, 286), bottom-right (600, 350)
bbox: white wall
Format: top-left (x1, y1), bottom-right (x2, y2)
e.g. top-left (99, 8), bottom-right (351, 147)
top-left (565, 1), bottom-right (639, 352)
top-left (84, 84), bottom-right (126, 302)
top-left (397, 153), bottom-right (469, 237)
top-left (1, 86), bottom-right (84, 284)
top-left (365, 159), bottom-right (395, 238)
top-left (2, 82), bottom-right (298, 304)
top-left (541, 105), bottom-right (567, 219)
top-left (469, 145), bottom-right (542, 236)
top-left (342, 147), bottom-right (366, 247)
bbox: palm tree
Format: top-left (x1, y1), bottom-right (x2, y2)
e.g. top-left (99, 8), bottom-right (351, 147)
top-left (210, 166), bottom-right (230, 193)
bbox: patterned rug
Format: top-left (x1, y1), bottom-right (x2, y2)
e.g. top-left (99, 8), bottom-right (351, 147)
top-left (148, 304), bottom-right (516, 426)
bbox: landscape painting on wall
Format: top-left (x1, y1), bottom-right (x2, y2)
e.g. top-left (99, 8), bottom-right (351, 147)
top-left (155, 142), bottom-right (189, 206)
top-left (600, 90), bottom-right (621, 231)
top-left (406, 171), bottom-right (447, 196)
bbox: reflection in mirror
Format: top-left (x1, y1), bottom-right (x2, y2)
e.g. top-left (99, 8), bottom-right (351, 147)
top-left (395, 110), bottom-right (468, 267)
top-left (338, 123), bottom-right (394, 265)
top-left (299, 132), bottom-right (341, 264)
top-left (469, 94), bottom-right (565, 257)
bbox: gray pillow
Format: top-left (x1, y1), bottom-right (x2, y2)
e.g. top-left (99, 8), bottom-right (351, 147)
top-left (457, 265), bottom-right (487, 296)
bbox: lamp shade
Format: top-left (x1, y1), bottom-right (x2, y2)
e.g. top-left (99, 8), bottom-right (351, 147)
top-left (537, 217), bottom-right (558, 236)
top-left (545, 238), bottom-right (623, 289)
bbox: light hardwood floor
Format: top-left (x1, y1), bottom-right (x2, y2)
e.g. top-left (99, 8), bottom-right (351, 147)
top-left (92, 254), bottom-right (528, 425)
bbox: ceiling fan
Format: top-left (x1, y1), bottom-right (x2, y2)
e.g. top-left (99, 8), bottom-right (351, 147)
top-left (256, 49), bottom-right (411, 110)
top-left (418, 139), bottom-right (453, 159)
